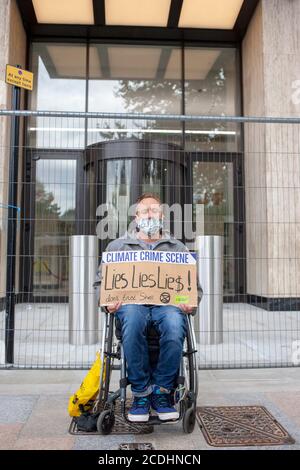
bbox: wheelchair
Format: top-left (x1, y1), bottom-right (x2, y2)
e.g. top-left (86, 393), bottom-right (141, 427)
top-left (95, 307), bottom-right (198, 435)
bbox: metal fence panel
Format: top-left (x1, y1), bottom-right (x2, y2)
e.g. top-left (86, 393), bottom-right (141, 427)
top-left (0, 110), bottom-right (300, 369)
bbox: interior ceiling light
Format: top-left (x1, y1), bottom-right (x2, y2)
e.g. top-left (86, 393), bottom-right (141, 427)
top-left (32, 0), bottom-right (94, 25)
top-left (105, 0), bottom-right (171, 27)
top-left (179, 0), bottom-right (244, 29)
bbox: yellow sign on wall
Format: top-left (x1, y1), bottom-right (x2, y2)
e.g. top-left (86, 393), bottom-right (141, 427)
top-left (5, 65), bottom-right (33, 91)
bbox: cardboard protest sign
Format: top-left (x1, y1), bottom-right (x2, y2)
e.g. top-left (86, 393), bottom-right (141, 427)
top-left (99, 250), bottom-right (198, 307)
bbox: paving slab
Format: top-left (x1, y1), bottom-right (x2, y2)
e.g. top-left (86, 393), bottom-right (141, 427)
top-left (0, 368), bottom-right (300, 450)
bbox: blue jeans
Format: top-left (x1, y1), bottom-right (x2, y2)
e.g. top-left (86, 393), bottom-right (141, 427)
top-left (115, 304), bottom-right (188, 397)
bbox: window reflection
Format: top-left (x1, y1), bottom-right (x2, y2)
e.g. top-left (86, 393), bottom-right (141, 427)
top-left (28, 42), bottom-right (241, 152)
top-left (88, 44), bottom-right (182, 146)
top-left (185, 48), bottom-right (238, 115)
top-left (29, 43), bottom-right (86, 148)
top-left (185, 47), bottom-right (240, 152)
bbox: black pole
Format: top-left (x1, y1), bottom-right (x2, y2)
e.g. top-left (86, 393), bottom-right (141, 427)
top-left (5, 76), bottom-right (21, 365)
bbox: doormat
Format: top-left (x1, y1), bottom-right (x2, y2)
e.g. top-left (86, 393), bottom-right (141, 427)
top-left (69, 400), bottom-right (154, 436)
top-left (196, 406), bottom-right (295, 447)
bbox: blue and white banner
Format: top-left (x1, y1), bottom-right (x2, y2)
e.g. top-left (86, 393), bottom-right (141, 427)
top-left (102, 250), bottom-right (197, 265)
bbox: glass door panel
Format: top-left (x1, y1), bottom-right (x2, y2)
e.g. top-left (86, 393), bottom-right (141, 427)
top-left (33, 158), bottom-right (77, 297)
top-left (193, 160), bottom-right (235, 295)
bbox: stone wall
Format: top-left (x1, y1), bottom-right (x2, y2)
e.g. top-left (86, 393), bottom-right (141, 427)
top-left (242, 0), bottom-right (300, 301)
top-left (0, 0), bottom-right (26, 299)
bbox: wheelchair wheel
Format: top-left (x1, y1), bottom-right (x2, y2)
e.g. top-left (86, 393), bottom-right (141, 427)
top-left (97, 410), bottom-right (115, 435)
top-left (182, 407), bottom-right (196, 434)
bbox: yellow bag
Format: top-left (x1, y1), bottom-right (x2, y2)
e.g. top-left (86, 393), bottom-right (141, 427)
top-left (68, 351), bottom-right (106, 417)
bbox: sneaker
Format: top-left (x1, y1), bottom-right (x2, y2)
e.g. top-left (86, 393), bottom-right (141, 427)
top-left (128, 395), bottom-right (151, 422)
top-left (150, 385), bottom-right (179, 421)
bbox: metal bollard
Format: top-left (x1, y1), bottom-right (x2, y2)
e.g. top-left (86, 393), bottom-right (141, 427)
top-left (195, 235), bottom-right (224, 345)
top-left (69, 235), bottom-right (99, 345)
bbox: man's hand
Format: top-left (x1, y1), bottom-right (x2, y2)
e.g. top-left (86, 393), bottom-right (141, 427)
top-left (178, 304), bottom-right (194, 315)
top-left (106, 301), bottom-right (122, 314)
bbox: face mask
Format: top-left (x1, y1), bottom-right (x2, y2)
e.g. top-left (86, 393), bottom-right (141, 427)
top-left (137, 217), bottom-right (163, 237)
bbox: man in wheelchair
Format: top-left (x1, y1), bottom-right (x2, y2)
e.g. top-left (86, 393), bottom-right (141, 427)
top-left (94, 192), bottom-right (203, 423)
